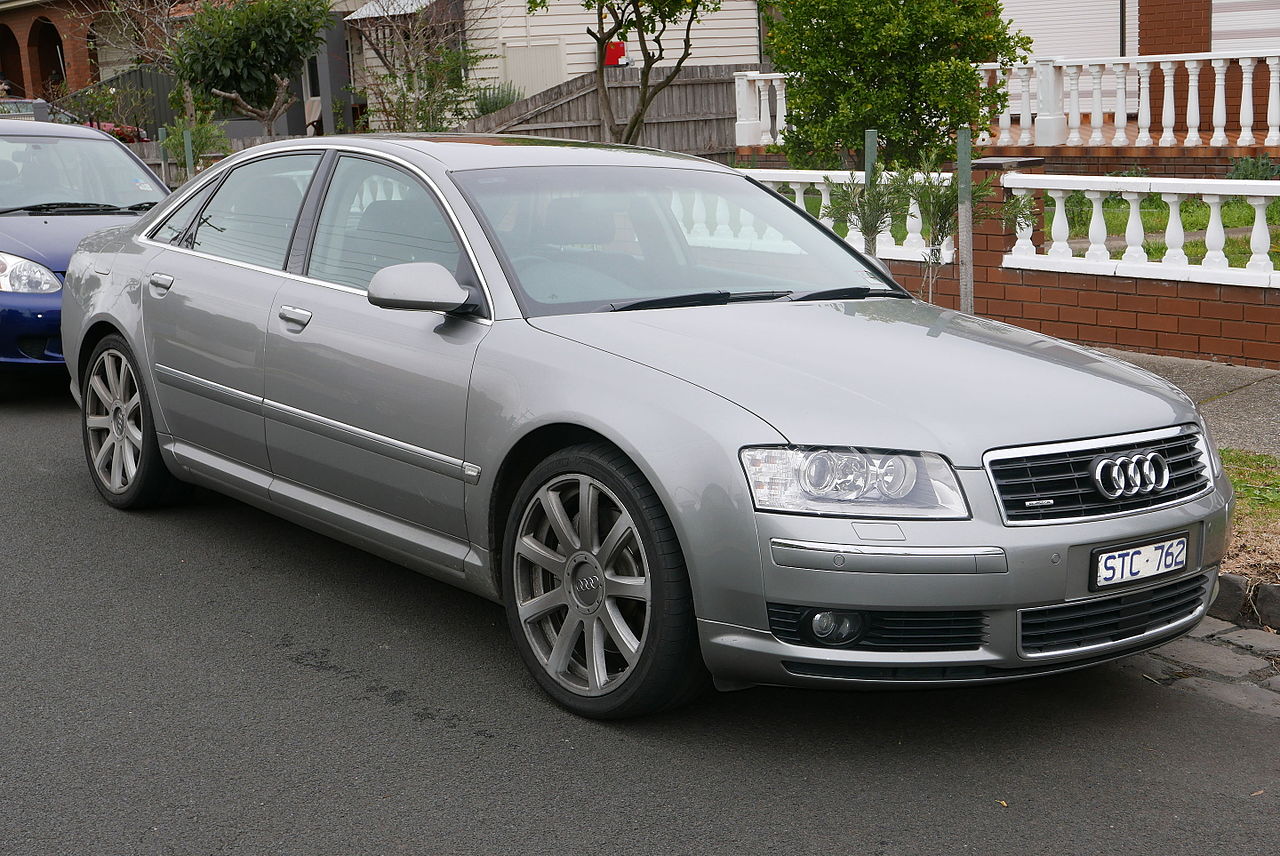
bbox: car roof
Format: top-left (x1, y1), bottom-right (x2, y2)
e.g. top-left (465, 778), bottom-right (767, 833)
top-left (0, 117), bottom-right (114, 140)
top-left (259, 133), bottom-right (736, 173)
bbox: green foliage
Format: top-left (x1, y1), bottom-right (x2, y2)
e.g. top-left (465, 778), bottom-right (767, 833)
top-left (822, 164), bottom-right (905, 256)
top-left (172, 0), bottom-right (331, 130)
top-left (1227, 155), bottom-right (1280, 181)
top-left (473, 81), bottom-right (524, 117)
top-left (58, 84), bottom-right (151, 136)
top-left (160, 112), bottom-right (230, 182)
top-left (358, 47), bottom-right (481, 132)
top-left (765, 0), bottom-right (1031, 168)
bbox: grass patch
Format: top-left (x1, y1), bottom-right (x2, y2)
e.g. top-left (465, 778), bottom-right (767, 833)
top-left (1221, 448), bottom-right (1280, 587)
top-left (1222, 449), bottom-right (1280, 523)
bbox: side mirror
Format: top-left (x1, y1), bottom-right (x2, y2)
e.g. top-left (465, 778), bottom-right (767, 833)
top-left (367, 262), bottom-right (478, 313)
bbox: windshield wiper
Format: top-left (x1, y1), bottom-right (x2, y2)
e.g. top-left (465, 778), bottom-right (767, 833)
top-left (608, 290), bottom-right (792, 312)
top-left (0, 201), bottom-right (151, 216)
top-left (786, 286), bottom-right (913, 302)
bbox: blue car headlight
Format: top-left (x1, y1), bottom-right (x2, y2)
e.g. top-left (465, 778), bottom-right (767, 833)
top-left (740, 446), bottom-right (970, 519)
top-left (0, 252), bottom-right (61, 293)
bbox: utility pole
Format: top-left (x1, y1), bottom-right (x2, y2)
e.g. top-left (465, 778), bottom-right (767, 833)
top-left (957, 127), bottom-right (974, 315)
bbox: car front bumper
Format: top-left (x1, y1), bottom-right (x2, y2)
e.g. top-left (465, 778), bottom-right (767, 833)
top-left (699, 468), bottom-right (1233, 689)
top-left (0, 291), bottom-right (63, 365)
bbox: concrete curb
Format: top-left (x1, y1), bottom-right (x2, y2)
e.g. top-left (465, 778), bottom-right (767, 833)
top-left (1210, 574), bottom-right (1280, 629)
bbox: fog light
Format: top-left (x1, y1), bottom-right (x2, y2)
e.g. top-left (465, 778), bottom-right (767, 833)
top-left (809, 610), bottom-right (864, 646)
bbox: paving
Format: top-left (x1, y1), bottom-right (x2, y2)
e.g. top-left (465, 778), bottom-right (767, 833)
top-left (1102, 347), bottom-right (1280, 456)
top-left (3, 360), bottom-right (1279, 855)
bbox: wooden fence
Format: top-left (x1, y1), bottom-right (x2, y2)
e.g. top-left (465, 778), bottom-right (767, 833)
top-left (460, 64), bottom-right (753, 162)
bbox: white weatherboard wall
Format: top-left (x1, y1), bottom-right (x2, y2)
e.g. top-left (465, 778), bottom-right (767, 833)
top-left (1212, 0), bottom-right (1280, 52)
top-left (1001, 0), bottom-right (1140, 56)
top-left (465, 0), bottom-right (761, 93)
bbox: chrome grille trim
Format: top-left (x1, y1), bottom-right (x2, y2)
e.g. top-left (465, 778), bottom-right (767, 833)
top-left (983, 425), bottom-right (1214, 526)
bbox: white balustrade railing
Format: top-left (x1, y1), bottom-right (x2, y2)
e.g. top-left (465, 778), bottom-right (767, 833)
top-left (733, 52), bottom-right (1280, 151)
top-left (738, 169), bottom-right (954, 263)
top-left (979, 51), bottom-right (1280, 149)
top-left (734, 72), bottom-right (789, 147)
top-left (1001, 172), bottom-right (1280, 287)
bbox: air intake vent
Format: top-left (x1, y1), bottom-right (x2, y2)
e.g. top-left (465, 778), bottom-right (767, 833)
top-left (1020, 572), bottom-right (1209, 655)
top-left (767, 603), bottom-right (986, 652)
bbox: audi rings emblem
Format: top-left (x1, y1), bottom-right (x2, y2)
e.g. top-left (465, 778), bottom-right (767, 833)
top-left (1091, 451), bottom-right (1171, 500)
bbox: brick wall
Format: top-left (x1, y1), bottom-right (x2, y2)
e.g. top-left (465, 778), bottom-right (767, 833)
top-left (884, 164), bottom-right (1280, 369)
top-left (1139, 0), bottom-right (1212, 54)
top-left (0, 1), bottom-right (97, 97)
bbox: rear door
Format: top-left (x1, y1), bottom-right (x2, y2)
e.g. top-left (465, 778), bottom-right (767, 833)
top-left (143, 152), bottom-right (322, 475)
top-left (263, 154), bottom-right (489, 549)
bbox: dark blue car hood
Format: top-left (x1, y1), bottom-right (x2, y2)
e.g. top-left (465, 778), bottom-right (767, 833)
top-left (0, 214), bottom-right (135, 273)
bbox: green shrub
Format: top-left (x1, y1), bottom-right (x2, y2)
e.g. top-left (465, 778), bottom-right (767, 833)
top-left (473, 82), bottom-right (524, 117)
top-left (1226, 156), bottom-right (1280, 181)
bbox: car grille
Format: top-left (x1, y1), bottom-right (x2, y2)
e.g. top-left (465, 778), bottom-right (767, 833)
top-left (1019, 571), bottom-right (1209, 656)
top-left (987, 426), bottom-right (1211, 523)
top-left (767, 603), bottom-right (986, 652)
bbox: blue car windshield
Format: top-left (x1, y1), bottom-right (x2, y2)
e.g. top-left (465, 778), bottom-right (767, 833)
top-left (0, 134), bottom-right (165, 211)
top-left (453, 165), bottom-right (892, 317)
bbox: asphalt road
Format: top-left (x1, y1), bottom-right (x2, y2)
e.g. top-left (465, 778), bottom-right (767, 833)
top-left (1, 371), bottom-right (1276, 856)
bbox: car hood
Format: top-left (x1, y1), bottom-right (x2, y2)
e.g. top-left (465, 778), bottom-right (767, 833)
top-left (529, 299), bottom-right (1196, 467)
top-left (0, 214), bottom-right (134, 273)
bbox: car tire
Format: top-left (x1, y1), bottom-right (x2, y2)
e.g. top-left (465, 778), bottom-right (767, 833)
top-left (502, 442), bottom-right (707, 718)
top-left (81, 334), bottom-right (182, 509)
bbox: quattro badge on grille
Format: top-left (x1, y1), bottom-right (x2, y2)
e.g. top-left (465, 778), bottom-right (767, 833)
top-left (1091, 451), bottom-right (1171, 500)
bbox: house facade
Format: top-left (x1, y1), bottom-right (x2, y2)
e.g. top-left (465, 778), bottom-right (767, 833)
top-left (1001, 0), bottom-right (1280, 57)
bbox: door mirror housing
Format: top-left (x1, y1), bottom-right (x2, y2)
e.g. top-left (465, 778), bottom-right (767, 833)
top-left (366, 262), bottom-right (478, 313)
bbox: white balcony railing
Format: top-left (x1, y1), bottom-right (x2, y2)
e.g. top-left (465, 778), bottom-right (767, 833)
top-left (736, 168), bottom-right (1280, 289)
top-left (737, 51), bottom-right (1280, 150)
top-left (737, 169), bottom-right (953, 262)
top-left (982, 52), bottom-right (1280, 149)
top-left (1001, 172), bottom-right (1280, 287)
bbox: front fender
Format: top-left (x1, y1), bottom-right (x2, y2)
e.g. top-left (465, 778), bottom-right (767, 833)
top-left (464, 320), bottom-right (785, 628)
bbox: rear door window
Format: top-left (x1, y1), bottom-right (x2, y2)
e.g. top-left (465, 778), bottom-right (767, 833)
top-left (188, 154), bottom-right (320, 269)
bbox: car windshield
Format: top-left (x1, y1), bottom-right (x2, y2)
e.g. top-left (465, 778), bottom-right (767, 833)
top-left (0, 134), bottom-right (164, 212)
top-left (453, 165), bottom-right (896, 316)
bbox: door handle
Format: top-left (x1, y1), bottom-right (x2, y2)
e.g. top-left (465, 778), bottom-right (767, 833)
top-left (278, 305), bottom-right (313, 329)
top-left (148, 272), bottom-right (174, 292)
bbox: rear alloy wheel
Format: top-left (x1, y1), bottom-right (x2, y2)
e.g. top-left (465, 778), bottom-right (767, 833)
top-left (503, 444), bottom-right (705, 718)
top-left (82, 335), bottom-right (181, 508)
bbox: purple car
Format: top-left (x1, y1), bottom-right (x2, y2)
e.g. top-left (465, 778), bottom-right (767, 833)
top-left (0, 118), bottom-right (165, 367)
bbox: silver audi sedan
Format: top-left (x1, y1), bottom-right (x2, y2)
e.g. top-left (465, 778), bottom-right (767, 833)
top-left (62, 135), bottom-right (1233, 718)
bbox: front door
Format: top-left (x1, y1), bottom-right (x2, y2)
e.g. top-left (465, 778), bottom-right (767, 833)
top-left (264, 154), bottom-right (489, 546)
top-left (143, 152), bottom-right (321, 474)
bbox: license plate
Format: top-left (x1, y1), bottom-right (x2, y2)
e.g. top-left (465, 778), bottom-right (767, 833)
top-left (1095, 535), bottom-right (1188, 588)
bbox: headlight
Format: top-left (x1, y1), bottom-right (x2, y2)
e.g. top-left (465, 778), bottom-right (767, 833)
top-left (0, 252), bottom-right (61, 293)
top-left (740, 446), bottom-right (969, 518)
top-left (1196, 417), bottom-right (1223, 479)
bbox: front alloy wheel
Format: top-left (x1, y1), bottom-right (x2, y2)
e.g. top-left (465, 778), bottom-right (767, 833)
top-left (503, 443), bottom-right (705, 718)
top-left (84, 347), bottom-right (143, 494)
top-left (81, 334), bottom-right (181, 508)
top-left (514, 473), bottom-right (651, 696)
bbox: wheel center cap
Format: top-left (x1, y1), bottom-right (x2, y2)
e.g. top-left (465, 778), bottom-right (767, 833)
top-left (566, 553), bottom-right (603, 612)
top-left (111, 407), bottom-right (125, 436)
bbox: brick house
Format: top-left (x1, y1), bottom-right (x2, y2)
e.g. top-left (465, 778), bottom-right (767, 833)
top-left (0, 1), bottom-right (94, 98)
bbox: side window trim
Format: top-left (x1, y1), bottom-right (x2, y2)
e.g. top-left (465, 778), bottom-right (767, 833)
top-left (286, 149), bottom-right (338, 275)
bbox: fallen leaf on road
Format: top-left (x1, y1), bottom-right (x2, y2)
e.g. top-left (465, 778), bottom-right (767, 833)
top-left (996, 800), bottom-right (1008, 807)
top-left (1250, 790), bottom-right (1264, 797)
